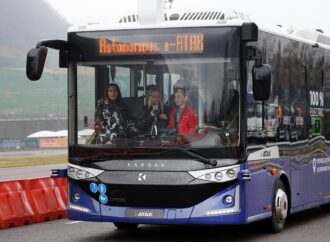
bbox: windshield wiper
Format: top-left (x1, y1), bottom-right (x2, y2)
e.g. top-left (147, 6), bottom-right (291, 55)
top-left (184, 149), bottom-right (218, 167)
top-left (167, 148), bottom-right (217, 167)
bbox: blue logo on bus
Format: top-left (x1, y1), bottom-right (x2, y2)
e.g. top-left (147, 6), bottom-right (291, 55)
top-left (89, 183), bottom-right (98, 193)
top-left (98, 183), bottom-right (107, 194)
top-left (99, 193), bottom-right (108, 204)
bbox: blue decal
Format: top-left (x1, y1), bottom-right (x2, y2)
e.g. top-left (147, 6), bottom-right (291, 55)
top-left (89, 183), bottom-right (98, 193)
top-left (99, 193), bottom-right (108, 204)
top-left (98, 183), bottom-right (107, 194)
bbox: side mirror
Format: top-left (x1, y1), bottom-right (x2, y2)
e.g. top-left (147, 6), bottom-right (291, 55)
top-left (242, 22), bottom-right (258, 42)
top-left (252, 64), bottom-right (271, 101)
top-left (26, 46), bottom-right (48, 81)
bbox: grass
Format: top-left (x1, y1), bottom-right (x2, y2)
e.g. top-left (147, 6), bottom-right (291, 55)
top-left (0, 154), bottom-right (67, 168)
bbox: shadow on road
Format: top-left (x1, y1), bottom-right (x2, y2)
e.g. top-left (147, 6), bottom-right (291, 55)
top-left (75, 206), bottom-right (330, 242)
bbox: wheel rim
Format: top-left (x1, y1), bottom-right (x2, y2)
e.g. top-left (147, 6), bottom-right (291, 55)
top-left (275, 189), bottom-right (288, 220)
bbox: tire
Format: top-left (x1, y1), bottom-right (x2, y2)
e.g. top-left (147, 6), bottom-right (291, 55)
top-left (320, 203), bottom-right (330, 210)
top-left (113, 222), bottom-right (139, 230)
top-left (270, 180), bottom-right (289, 233)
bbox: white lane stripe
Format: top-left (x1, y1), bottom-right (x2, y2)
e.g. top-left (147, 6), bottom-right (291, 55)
top-left (66, 221), bottom-right (84, 225)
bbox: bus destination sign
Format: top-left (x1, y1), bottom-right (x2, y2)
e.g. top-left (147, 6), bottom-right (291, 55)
top-left (98, 33), bottom-right (204, 55)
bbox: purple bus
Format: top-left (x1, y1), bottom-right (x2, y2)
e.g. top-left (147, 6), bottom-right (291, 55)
top-left (26, 1), bottom-right (330, 233)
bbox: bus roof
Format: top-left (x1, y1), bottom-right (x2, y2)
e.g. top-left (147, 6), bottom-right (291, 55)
top-left (68, 9), bottom-right (248, 32)
top-left (68, 3), bottom-right (330, 51)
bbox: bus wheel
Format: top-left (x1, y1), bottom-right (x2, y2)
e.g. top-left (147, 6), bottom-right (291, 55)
top-left (321, 203), bottom-right (330, 210)
top-left (270, 180), bottom-right (288, 233)
top-left (113, 222), bottom-right (139, 230)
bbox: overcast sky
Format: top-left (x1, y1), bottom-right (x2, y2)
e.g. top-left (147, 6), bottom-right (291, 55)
top-left (44, 0), bottom-right (330, 34)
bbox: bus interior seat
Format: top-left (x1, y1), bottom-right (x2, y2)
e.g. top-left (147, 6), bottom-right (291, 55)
top-left (122, 97), bottom-right (144, 121)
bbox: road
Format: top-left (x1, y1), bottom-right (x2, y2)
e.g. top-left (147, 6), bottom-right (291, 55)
top-left (0, 164), bottom-right (66, 181)
top-left (1, 207), bottom-right (330, 242)
top-left (0, 149), bottom-right (67, 158)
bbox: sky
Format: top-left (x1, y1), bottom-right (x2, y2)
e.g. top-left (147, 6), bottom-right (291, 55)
top-left (44, 0), bottom-right (330, 34)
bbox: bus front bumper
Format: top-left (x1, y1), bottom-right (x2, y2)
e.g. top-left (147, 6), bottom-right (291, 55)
top-left (68, 182), bottom-right (246, 225)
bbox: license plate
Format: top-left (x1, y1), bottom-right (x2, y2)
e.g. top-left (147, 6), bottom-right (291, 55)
top-left (125, 208), bottom-right (164, 219)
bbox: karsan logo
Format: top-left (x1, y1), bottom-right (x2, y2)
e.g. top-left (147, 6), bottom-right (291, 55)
top-left (137, 211), bottom-right (153, 217)
top-left (138, 173), bottom-right (147, 181)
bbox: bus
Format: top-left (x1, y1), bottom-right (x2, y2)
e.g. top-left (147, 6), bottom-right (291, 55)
top-left (26, 0), bottom-right (330, 233)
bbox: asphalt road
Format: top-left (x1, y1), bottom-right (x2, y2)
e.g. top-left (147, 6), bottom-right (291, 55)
top-left (0, 164), bottom-right (67, 181)
top-left (1, 206), bottom-right (330, 242)
top-left (0, 149), bottom-right (67, 158)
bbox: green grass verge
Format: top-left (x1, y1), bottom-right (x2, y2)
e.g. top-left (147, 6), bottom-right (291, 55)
top-left (0, 154), bottom-right (67, 168)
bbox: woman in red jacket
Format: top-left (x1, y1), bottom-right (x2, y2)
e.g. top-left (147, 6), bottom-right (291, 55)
top-left (168, 87), bottom-right (197, 136)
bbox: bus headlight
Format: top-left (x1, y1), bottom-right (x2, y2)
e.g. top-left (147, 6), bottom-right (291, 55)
top-left (69, 204), bottom-right (91, 213)
top-left (224, 195), bottom-right (233, 204)
top-left (76, 170), bottom-right (83, 178)
top-left (67, 164), bottom-right (105, 180)
top-left (73, 192), bottom-right (80, 201)
top-left (204, 186), bottom-right (240, 216)
top-left (188, 164), bottom-right (240, 183)
top-left (227, 169), bottom-right (236, 178)
top-left (214, 172), bottom-right (223, 181)
top-left (68, 167), bottom-right (75, 176)
top-left (205, 174), bottom-right (211, 180)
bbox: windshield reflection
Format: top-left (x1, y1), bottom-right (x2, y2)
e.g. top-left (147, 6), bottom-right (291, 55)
top-left (77, 58), bottom-right (240, 149)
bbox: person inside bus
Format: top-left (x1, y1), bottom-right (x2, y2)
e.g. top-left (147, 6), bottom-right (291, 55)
top-left (225, 88), bottom-right (240, 145)
top-left (168, 80), bottom-right (197, 136)
top-left (94, 83), bottom-right (126, 144)
top-left (142, 85), bottom-right (168, 133)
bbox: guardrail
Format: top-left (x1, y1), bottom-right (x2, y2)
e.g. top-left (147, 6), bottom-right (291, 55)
top-left (0, 177), bottom-right (67, 229)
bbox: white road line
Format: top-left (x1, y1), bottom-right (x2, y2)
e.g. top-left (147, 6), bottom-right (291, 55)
top-left (65, 221), bottom-right (84, 225)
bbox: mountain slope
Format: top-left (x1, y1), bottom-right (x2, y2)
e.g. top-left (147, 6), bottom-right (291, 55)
top-left (0, 0), bottom-right (69, 66)
top-left (0, 0), bottom-right (69, 119)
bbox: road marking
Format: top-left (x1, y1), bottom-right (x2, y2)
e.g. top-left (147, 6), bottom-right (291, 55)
top-left (66, 221), bottom-right (84, 225)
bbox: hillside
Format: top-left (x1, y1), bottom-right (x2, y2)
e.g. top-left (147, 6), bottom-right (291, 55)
top-left (0, 0), bottom-right (70, 119)
top-left (0, 0), bottom-right (69, 67)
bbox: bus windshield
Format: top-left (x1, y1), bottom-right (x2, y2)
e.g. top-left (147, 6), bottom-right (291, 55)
top-left (76, 57), bottom-right (240, 149)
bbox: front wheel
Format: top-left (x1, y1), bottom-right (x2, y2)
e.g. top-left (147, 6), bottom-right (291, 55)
top-left (320, 203), bottom-right (330, 210)
top-left (113, 222), bottom-right (139, 230)
top-left (270, 180), bottom-right (289, 233)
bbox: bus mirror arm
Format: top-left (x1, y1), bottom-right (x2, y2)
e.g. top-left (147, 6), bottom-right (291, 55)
top-left (245, 46), bottom-right (262, 66)
top-left (36, 40), bottom-right (68, 51)
top-left (26, 40), bottom-right (68, 81)
top-left (36, 40), bottom-right (69, 68)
